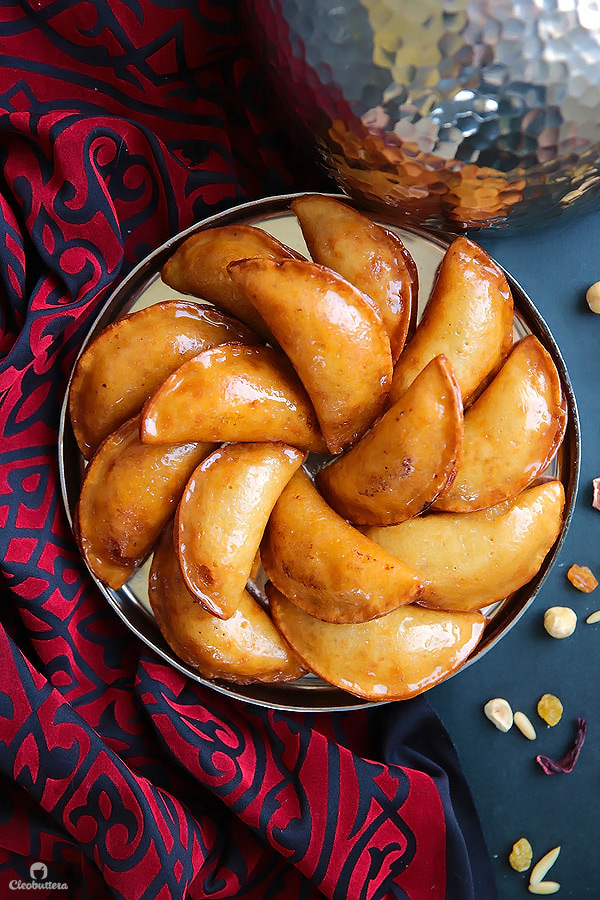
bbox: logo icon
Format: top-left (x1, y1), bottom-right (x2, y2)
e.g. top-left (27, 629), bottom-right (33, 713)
top-left (9, 861), bottom-right (67, 891)
top-left (29, 863), bottom-right (48, 882)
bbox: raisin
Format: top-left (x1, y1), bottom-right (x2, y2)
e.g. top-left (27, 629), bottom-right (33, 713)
top-left (567, 564), bottom-right (598, 593)
top-left (509, 837), bottom-right (533, 872)
top-left (537, 694), bottom-right (563, 727)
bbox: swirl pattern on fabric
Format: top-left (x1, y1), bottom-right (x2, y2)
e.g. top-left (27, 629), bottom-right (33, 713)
top-left (0, 2), bottom-right (496, 898)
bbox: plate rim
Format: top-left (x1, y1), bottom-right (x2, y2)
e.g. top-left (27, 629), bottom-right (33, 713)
top-left (58, 191), bottom-right (581, 712)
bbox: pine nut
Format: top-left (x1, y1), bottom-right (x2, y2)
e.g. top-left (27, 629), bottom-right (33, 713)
top-left (530, 846), bottom-right (561, 885)
top-left (514, 711), bottom-right (537, 740)
top-left (528, 881), bottom-right (560, 895)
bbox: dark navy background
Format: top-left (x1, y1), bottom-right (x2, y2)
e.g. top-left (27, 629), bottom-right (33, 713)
top-left (428, 203), bottom-right (600, 898)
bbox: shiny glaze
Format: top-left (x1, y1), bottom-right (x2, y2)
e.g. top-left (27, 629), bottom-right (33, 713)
top-left (261, 468), bottom-right (423, 624)
top-left (227, 257), bottom-right (393, 454)
top-left (317, 354), bottom-right (463, 525)
top-left (75, 416), bottom-right (213, 589)
top-left (161, 223), bottom-right (304, 340)
top-left (269, 585), bottom-right (486, 701)
top-left (176, 442), bottom-right (305, 619)
top-left (149, 526), bottom-right (304, 683)
top-left (141, 343), bottom-right (326, 451)
top-left (69, 300), bottom-right (257, 458)
top-left (291, 193), bottom-right (418, 362)
top-left (434, 335), bottom-right (567, 512)
top-left (389, 235), bottom-right (513, 405)
top-left (366, 480), bottom-right (565, 611)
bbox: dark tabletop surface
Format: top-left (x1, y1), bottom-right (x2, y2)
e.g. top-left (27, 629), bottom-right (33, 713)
top-left (427, 200), bottom-right (600, 899)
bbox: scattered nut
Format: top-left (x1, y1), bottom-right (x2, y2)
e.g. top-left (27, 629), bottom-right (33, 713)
top-left (537, 694), bottom-right (563, 727)
top-left (586, 280), bottom-right (600, 313)
top-left (509, 837), bottom-right (533, 872)
top-left (543, 606), bottom-right (577, 639)
top-left (585, 610), bottom-right (600, 624)
top-left (514, 710), bottom-right (537, 740)
top-left (530, 846), bottom-right (561, 885)
top-left (484, 697), bottom-right (513, 732)
top-left (567, 563), bottom-right (598, 593)
top-left (528, 882), bottom-right (560, 895)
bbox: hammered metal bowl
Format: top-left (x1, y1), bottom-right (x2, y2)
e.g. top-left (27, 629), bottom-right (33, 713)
top-left (245, 0), bottom-right (600, 231)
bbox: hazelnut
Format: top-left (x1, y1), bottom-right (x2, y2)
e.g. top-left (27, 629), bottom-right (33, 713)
top-left (483, 697), bottom-right (513, 732)
top-left (543, 606), bottom-right (577, 639)
top-left (586, 281), bottom-right (600, 313)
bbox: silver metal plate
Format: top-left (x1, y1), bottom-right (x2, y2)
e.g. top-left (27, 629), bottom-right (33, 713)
top-left (58, 193), bottom-right (581, 712)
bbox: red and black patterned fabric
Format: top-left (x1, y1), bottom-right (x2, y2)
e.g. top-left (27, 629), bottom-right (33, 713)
top-left (0, 3), bottom-right (497, 898)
